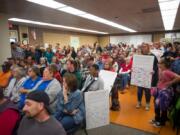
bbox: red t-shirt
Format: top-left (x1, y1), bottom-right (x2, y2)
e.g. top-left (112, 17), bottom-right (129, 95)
top-left (120, 57), bottom-right (133, 72)
top-left (157, 69), bottom-right (176, 89)
top-left (54, 72), bottom-right (62, 83)
top-left (120, 63), bottom-right (131, 72)
top-left (0, 109), bottom-right (20, 135)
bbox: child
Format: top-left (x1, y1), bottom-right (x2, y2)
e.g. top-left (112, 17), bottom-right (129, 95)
top-left (150, 58), bottom-right (180, 127)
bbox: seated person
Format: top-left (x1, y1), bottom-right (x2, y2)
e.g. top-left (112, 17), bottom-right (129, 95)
top-left (81, 64), bottom-right (104, 92)
top-left (103, 61), bottom-right (115, 72)
top-left (119, 57), bottom-right (132, 93)
top-left (19, 66), bottom-right (41, 109)
top-left (38, 57), bottom-right (47, 77)
top-left (64, 58), bottom-right (82, 89)
top-left (51, 56), bottom-right (61, 71)
top-left (0, 62), bottom-right (12, 88)
top-left (55, 73), bottom-right (85, 131)
top-left (49, 64), bottom-right (62, 84)
top-left (18, 91), bottom-right (66, 135)
top-left (0, 87), bottom-right (20, 135)
top-left (32, 67), bottom-right (62, 112)
top-left (5, 67), bottom-right (27, 103)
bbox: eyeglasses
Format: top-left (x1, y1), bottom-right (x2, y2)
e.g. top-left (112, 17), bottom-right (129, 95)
top-left (28, 70), bottom-right (32, 72)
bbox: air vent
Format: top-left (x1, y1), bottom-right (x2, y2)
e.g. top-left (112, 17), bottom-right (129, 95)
top-left (142, 7), bottom-right (159, 13)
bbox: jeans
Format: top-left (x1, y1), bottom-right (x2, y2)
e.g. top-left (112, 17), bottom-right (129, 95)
top-left (137, 86), bottom-right (151, 103)
top-left (120, 74), bottom-right (130, 90)
top-left (155, 107), bottom-right (167, 125)
top-left (60, 115), bottom-right (76, 131)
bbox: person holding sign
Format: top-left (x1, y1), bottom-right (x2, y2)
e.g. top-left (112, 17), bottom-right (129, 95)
top-left (136, 43), bottom-right (159, 111)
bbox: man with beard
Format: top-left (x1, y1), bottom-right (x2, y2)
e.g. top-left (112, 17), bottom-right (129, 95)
top-left (17, 91), bottom-right (66, 135)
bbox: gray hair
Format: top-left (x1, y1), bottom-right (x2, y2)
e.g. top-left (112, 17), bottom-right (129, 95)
top-left (14, 67), bottom-right (26, 79)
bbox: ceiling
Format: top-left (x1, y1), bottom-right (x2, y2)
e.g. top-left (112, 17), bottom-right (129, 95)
top-left (0, 0), bottom-right (180, 35)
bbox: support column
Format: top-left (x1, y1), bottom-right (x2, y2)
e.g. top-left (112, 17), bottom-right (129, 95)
top-left (0, 13), bottom-right (11, 66)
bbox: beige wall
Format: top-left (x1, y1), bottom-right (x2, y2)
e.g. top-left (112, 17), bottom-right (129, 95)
top-left (28, 27), bottom-right (43, 46)
top-left (19, 25), bottom-right (29, 44)
top-left (152, 33), bottom-right (165, 42)
top-left (98, 36), bottom-right (110, 47)
top-left (0, 13), bottom-right (11, 66)
top-left (43, 32), bottom-right (98, 48)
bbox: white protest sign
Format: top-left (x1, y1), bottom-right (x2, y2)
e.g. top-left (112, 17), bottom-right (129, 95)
top-left (85, 90), bottom-right (109, 130)
top-left (131, 55), bottom-right (154, 88)
top-left (99, 70), bottom-right (117, 93)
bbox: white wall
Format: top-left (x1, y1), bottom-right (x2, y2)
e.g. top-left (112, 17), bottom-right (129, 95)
top-left (165, 32), bottom-right (180, 38)
top-left (110, 34), bottom-right (152, 48)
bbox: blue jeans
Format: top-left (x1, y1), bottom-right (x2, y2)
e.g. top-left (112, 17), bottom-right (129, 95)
top-left (120, 74), bottom-right (130, 90)
top-left (60, 115), bottom-right (76, 131)
top-left (137, 86), bottom-right (151, 103)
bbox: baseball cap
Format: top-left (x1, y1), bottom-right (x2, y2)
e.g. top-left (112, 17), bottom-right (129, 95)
top-left (26, 91), bottom-right (52, 114)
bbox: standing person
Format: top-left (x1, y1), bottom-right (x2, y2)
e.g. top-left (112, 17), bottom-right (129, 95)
top-left (70, 47), bottom-right (77, 59)
top-left (162, 43), bottom-right (176, 58)
top-left (38, 57), bottom-right (47, 77)
top-left (151, 42), bottom-right (164, 61)
top-left (136, 43), bottom-right (159, 111)
top-left (17, 91), bottom-right (66, 135)
top-left (34, 45), bottom-right (43, 64)
top-left (150, 58), bottom-right (180, 127)
top-left (103, 61), bottom-right (120, 111)
top-left (0, 87), bottom-right (20, 135)
top-left (44, 48), bottom-right (54, 64)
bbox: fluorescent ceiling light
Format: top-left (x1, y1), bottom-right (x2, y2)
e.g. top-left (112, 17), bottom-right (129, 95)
top-left (26, 0), bottom-right (136, 32)
top-left (8, 18), bottom-right (108, 34)
top-left (158, 0), bottom-right (180, 30)
top-left (26, 0), bottom-right (66, 9)
top-left (58, 7), bottom-right (86, 15)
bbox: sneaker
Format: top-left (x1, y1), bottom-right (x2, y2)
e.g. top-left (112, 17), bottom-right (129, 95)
top-left (120, 91), bottom-right (125, 94)
top-left (153, 122), bottom-right (161, 128)
top-left (110, 106), bottom-right (120, 111)
top-left (149, 119), bottom-right (156, 124)
top-left (145, 103), bottom-right (150, 111)
top-left (136, 102), bottom-right (141, 109)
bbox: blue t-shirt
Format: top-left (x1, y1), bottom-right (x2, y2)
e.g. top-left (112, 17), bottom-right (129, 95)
top-left (19, 76), bottom-right (41, 109)
top-left (36, 80), bottom-right (52, 91)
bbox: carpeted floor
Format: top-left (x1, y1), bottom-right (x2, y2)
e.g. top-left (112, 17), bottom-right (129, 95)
top-left (75, 123), bottom-right (156, 135)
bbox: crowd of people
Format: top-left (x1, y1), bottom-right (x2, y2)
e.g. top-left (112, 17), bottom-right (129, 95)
top-left (0, 40), bottom-right (180, 135)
